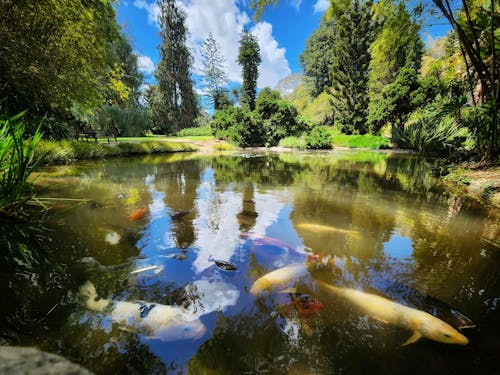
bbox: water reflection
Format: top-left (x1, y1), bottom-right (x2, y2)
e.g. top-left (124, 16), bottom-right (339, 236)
top-left (2, 151), bottom-right (498, 374)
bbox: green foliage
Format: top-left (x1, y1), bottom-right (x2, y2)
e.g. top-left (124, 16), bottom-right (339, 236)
top-left (0, 0), bottom-right (139, 117)
top-left (278, 136), bottom-right (307, 149)
top-left (305, 126), bottom-right (333, 149)
top-left (211, 106), bottom-right (264, 147)
top-left (368, 0), bottom-right (424, 133)
top-left (368, 67), bottom-right (421, 133)
top-left (238, 31), bottom-right (261, 110)
top-left (176, 125), bottom-right (212, 137)
top-left (201, 33), bottom-right (229, 111)
top-left (35, 140), bottom-right (194, 165)
top-left (0, 109), bottom-right (46, 213)
top-left (392, 111), bottom-right (468, 155)
top-left (153, 0), bottom-right (198, 134)
top-left (300, 17), bottom-right (337, 97)
top-left (92, 106), bottom-right (150, 137)
top-left (331, 134), bottom-right (390, 149)
top-left (212, 91), bottom-right (307, 147)
top-left (330, 0), bottom-right (375, 134)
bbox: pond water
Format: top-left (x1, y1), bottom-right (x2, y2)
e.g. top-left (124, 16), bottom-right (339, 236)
top-left (1, 150), bottom-right (499, 374)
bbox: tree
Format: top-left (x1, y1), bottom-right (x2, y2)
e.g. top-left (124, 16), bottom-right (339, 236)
top-left (0, 0), bottom-right (123, 116)
top-left (109, 31), bottom-right (144, 109)
top-left (201, 33), bottom-right (229, 111)
top-left (430, 0), bottom-right (499, 156)
top-left (300, 16), bottom-right (337, 97)
top-left (237, 31), bottom-right (261, 111)
top-left (367, 0), bottom-right (424, 133)
top-left (329, 0), bottom-right (375, 134)
top-left (153, 0), bottom-right (198, 134)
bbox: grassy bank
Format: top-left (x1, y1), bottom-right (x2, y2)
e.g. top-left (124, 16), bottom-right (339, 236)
top-left (279, 132), bottom-right (390, 150)
top-left (36, 140), bottom-right (196, 165)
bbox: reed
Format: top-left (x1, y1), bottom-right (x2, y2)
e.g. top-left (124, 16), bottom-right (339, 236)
top-left (0, 108), bottom-right (46, 214)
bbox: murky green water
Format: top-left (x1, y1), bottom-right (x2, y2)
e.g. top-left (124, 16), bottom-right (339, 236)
top-left (1, 151), bottom-right (499, 374)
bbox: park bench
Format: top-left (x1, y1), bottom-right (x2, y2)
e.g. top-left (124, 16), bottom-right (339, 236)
top-left (77, 125), bottom-right (98, 143)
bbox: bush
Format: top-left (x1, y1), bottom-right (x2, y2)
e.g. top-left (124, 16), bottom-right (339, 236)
top-left (278, 136), bottom-right (307, 149)
top-left (93, 105), bottom-right (150, 137)
top-left (392, 111), bottom-right (468, 154)
top-left (176, 125), bottom-right (212, 137)
top-left (211, 106), bottom-right (264, 147)
top-left (305, 126), bottom-right (333, 149)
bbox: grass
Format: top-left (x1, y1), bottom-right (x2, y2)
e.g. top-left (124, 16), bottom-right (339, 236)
top-left (330, 133), bottom-right (390, 149)
top-left (36, 140), bottom-right (196, 165)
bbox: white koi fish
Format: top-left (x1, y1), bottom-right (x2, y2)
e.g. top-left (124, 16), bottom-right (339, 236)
top-left (317, 280), bottom-right (469, 346)
top-left (298, 223), bottom-right (361, 240)
top-left (79, 281), bottom-right (206, 342)
top-left (250, 263), bottom-right (312, 296)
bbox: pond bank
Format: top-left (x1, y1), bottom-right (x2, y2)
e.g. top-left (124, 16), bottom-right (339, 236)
top-left (443, 164), bottom-right (500, 208)
top-left (36, 139), bottom-right (197, 165)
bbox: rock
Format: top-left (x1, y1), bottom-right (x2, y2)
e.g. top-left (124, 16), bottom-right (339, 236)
top-left (0, 346), bottom-right (93, 375)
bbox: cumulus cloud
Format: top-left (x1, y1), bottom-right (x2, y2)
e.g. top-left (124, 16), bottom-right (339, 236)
top-left (136, 54), bottom-right (155, 74)
top-left (251, 22), bottom-right (291, 88)
top-left (133, 0), bottom-right (291, 88)
top-left (313, 0), bottom-right (330, 13)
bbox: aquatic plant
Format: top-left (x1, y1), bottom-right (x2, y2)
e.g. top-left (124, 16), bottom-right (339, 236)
top-left (0, 108), bottom-right (46, 214)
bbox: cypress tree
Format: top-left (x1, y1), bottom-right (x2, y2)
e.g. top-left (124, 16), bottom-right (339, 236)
top-left (238, 31), bottom-right (261, 111)
top-left (154, 0), bottom-right (198, 134)
top-left (330, 0), bottom-right (375, 134)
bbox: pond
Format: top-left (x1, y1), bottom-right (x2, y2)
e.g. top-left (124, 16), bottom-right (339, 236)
top-left (1, 150), bottom-right (499, 374)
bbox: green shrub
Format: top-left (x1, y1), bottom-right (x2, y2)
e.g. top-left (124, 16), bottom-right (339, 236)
top-left (176, 125), bottom-right (212, 137)
top-left (305, 126), bottom-right (333, 149)
top-left (211, 106), bottom-right (264, 147)
top-left (278, 136), bottom-right (307, 149)
top-left (93, 105), bottom-right (150, 137)
top-left (393, 112), bottom-right (468, 154)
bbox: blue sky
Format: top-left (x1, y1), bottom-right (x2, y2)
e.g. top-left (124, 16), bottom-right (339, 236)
top-left (116, 0), bottom-right (451, 92)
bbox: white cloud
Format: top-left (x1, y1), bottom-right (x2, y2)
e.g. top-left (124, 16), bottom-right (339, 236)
top-left (133, 0), bottom-right (291, 88)
top-left (133, 0), bottom-right (160, 24)
top-left (291, 0), bottom-right (302, 11)
top-left (251, 22), bottom-right (291, 88)
top-left (136, 54), bottom-right (155, 74)
top-left (313, 0), bottom-right (329, 13)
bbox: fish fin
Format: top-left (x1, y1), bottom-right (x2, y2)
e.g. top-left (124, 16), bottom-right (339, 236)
top-left (402, 331), bottom-right (422, 346)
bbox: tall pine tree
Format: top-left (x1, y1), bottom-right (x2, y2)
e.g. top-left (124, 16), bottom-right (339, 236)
top-left (154, 0), bottom-right (198, 134)
top-left (329, 0), bottom-right (375, 134)
top-left (238, 31), bottom-right (261, 111)
top-left (201, 33), bottom-right (229, 111)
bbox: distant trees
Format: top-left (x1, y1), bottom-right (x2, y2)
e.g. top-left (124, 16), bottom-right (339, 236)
top-left (238, 31), bottom-right (261, 111)
top-left (152, 0), bottom-right (198, 134)
top-left (201, 33), bottom-right (229, 111)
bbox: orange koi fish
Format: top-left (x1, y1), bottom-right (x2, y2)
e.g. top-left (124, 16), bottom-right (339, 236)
top-left (129, 207), bottom-right (147, 221)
